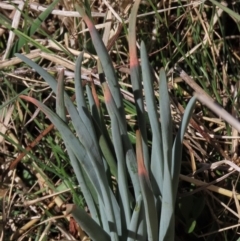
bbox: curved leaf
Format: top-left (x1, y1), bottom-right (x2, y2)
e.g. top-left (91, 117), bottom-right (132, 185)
top-left (172, 96), bottom-right (196, 202)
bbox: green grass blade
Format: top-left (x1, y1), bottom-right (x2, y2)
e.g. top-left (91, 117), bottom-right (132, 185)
top-left (127, 195), bottom-right (143, 241)
top-left (68, 72), bottom-right (121, 238)
top-left (87, 82), bottom-right (102, 125)
top-left (21, 95), bottom-right (120, 239)
top-left (75, 51), bottom-right (88, 110)
top-left (10, 0), bottom-right (60, 55)
top-left (75, 54), bottom-right (117, 178)
top-left (56, 69), bottom-right (66, 121)
top-left (19, 95), bottom-right (103, 196)
top-left (54, 68), bottom-right (100, 223)
top-left (0, 86), bottom-right (30, 110)
top-left (129, 0), bottom-right (150, 174)
top-left (87, 81), bottom-right (117, 172)
top-left (136, 130), bottom-right (158, 241)
top-left (112, 114), bottom-right (131, 231)
top-left (75, 4), bottom-right (125, 119)
top-left (65, 144), bottom-right (100, 224)
top-left (101, 80), bottom-right (141, 197)
top-left (159, 176), bottom-right (174, 241)
top-left (15, 54), bottom-right (102, 170)
top-left (98, 61), bottom-right (141, 199)
top-left (15, 55), bottom-right (101, 170)
top-left (172, 96), bottom-right (196, 202)
top-left (16, 54), bottom-right (120, 239)
top-left (159, 68), bottom-right (173, 176)
top-left (74, 52), bottom-right (101, 151)
top-left (0, 16), bottom-right (52, 54)
top-left (159, 68), bottom-right (174, 241)
top-left (86, 85), bottom-right (118, 178)
top-left (140, 41), bottom-right (163, 195)
top-left (99, 198), bottom-right (111, 233)
top-left (210, 0), bottom-right (240, 21)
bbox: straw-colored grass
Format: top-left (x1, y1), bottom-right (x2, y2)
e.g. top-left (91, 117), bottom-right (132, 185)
top-left (0, 0), bottom-right (240, 240)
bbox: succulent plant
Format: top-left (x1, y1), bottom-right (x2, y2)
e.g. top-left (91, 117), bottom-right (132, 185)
top-left (16, 1), bottom-right (196, 240)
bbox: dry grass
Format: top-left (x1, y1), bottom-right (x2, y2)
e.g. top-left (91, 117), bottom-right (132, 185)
top-left (0, 0), bottom-right (240, 240)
